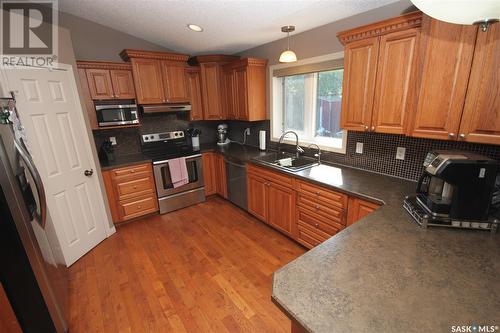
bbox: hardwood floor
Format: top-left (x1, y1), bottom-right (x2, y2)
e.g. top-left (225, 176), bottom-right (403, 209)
top-left (69, 196), bottom-right (305, 332)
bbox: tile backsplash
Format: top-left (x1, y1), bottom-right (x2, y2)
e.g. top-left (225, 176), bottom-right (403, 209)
top-left (93, 117), bottom-right (500, 182)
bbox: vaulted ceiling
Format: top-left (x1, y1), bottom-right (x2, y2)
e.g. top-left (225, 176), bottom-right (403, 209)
top-left (58, 0), bottom-right (402, 55)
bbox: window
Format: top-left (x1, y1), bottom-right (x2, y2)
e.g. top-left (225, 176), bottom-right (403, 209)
top-left (271, 53), bottom-right (346, 153)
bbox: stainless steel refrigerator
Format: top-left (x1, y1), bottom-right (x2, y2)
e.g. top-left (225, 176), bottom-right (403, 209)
top-left (0, 116), bottom-right (68, 332)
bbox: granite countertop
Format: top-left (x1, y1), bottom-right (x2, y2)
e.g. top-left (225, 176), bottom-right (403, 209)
top-left (200, 142), bottom-right (268, 162)
top-left (99, 153), bottom-right (152, 171)
top-left (250, 160), bottom-right (500, 332)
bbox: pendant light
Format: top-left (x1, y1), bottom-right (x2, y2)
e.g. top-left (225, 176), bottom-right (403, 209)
top-left (279, 26), bottom-right (297, 63)
top-left (411, 0), bottom-right (499, 32)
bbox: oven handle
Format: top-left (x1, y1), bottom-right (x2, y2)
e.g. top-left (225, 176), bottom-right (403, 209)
top-left (153, 153), bottom-right (202, 165)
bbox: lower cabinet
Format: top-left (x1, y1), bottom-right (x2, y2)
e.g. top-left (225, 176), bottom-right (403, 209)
top-left (346, 197), bottom-right (381, 226)
top-left (202, 152), bottom-right (227, 198)
top-left (247, 164), bottom-right (382, 249)
top-left (101, 163), bottom-right (159, 224)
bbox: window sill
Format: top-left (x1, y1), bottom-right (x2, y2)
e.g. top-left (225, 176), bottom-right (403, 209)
top-left (271, 137), bottom-right (346, 154)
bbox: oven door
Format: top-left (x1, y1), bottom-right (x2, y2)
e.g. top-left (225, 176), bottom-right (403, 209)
top-left (153, 154), bottom-right (204, 197)
top-left (96, 104), bottom-right (139, 127)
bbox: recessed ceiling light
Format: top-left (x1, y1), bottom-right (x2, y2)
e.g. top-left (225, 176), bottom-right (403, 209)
top-left (187, 24), bottom-right (203, 32)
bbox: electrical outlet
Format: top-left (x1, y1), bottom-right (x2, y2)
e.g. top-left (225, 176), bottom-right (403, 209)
top-left (244, 128), bottom-right (250, 136)
top-left (109, 137), bottom-right (117, 145)
top-left (355, 142), bottom-right (363, 154)
top-left (396, 147), bottom-right (406, 160)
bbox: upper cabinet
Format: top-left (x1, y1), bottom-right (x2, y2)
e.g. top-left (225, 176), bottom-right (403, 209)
top-left (409, 16), bottom-right (477, 140)
top-left (222, 58), bottom-right (268, 121)
top-left (339, 12), bottom-right (500, 145)
top-left (190, 55), bottom-right (239, 120)
top-left (120, 49), bottom-right (190, 105)
top-left (338, 12), bottom-right (421, 134)
top-left (185, 67), bottom-right (204, 121)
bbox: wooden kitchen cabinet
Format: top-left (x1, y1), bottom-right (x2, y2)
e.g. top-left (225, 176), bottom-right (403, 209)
top-left (202, 152), bottom-right (227, 198)
top-left (110, 69), bottom-right (136, 99)
top-left (185, 67), bottom-right (204, 121)
top-left (346, 197), bottom-right (381, 226)
top-left (409, 16), bottom-right (477, 140)
top-left (338, 12), bottom-right (422, 134)
top-left (222, 58), bottom-right (268, 121)
top-left (102, 163), bottom-right (158, 224)
top-left (247, 164), bottom-right (295, 238)
top-left (458, 23), bottom-right (500, 145)
top-left (86, 68), bottom-right (114, 100)
top-left (76, 67), bottom-right (98, 130)
top-left (120, 49), bottom-right (190, 105)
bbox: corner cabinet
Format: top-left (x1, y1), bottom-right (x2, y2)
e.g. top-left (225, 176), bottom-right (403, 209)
top-left (120, 49), bottom-right (190, 105)
top-left (338, 12), bottom-right (421, 134)
top-left (185, 67), bottom-right (204, 121)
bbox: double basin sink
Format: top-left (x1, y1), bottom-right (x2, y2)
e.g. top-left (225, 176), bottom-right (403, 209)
top-left (254, 152), bottom-right (319, 172)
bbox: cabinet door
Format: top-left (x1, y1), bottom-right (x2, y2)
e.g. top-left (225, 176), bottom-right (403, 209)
top-left (410, 17), bottom-right (477, 140)
top-left (346, 197), bottom-right (380, 226)
top-left (202, 153), bottom-right (217, 196)
top-left (247, 174), bottom-right (268, 221)
top-left (86, 68), bottom-right (114, 99)
top-left (341, 37), bottom-right (379, 131)
top-left (186, 68), bottom-right (204, 120)
top-left (267, 181), bottom-right (295, 237)
top-left (161, 61), bottom-right (189, 103)
top-left (110, 69), bottom-right (136, 99)
top-left (234, 66), bottom-right (249, 120)
top-left (76, 68), bottom-right (98, 129)
top-left (222, 68), bottom-right (236, 119)
top-left (131, 58), bottom-right (165, 104)
top-left (459, 23), bottom-right (500, 145)
top-left (371, 29), bottom-right (419, 134)
top-left (201, 63), bottom-right (224, 120)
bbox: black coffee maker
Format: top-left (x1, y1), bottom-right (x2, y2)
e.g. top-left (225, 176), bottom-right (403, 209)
top-left (416, 151), bottom-right (499, 220)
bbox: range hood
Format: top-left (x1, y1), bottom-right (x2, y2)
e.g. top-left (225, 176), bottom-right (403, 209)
top-left (141, 103), bottom-right (191, 114)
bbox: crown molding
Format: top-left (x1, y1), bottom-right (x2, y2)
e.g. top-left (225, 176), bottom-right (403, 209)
top-left (337, 11), bottom-right (422, 45)
top-left (120, 49), bottom-right (190, 62)
top-left (76, 60), bottom-right (132, 70)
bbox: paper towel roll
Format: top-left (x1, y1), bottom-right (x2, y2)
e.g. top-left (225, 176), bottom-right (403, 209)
top-left (259, 130), bottom-right (266, 151)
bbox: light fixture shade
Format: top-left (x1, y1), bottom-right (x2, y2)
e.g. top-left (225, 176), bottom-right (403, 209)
top-left (410, 0), bottom-right (500, 25)
top-left (279, 50), bottom-right (297, 63)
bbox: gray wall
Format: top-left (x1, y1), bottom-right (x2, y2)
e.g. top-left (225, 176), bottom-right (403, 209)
top-left (238, 0), bottom-right (415, 64)
top-left (57, 10), bottom-right (172, 61)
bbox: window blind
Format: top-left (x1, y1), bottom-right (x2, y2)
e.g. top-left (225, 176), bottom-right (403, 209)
top-left (273, 58), bottom-right (344, 77)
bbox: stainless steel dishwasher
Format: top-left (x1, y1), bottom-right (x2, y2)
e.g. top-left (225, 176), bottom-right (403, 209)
top-left (225, 156), bottom-right (247, 210)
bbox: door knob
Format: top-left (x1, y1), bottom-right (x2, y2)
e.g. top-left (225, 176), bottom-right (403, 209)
top-left (84, 169), bottom-right (94, 177)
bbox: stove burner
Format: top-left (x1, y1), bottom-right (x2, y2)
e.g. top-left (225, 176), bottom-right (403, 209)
top-left (140, 130), bottom-right (197, 161)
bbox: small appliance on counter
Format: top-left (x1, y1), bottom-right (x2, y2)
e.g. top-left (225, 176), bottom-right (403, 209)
top-left (217, 123), bottom-right (230, 145)
top-left (404, 150), bottom-right (500, 232)
top-left (259, 130), bottom-right (266, 151)
top-left (98, 140), bottom-right (115, 162)
top-left (186, 128), bottom-right (201, 151)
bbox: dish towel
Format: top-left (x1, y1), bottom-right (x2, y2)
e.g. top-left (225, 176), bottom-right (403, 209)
top-left (168, 157), bottom-right (189, 188)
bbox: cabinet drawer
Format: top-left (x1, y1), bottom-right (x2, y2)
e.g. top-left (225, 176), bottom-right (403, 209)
top-left (297, 207), bottom-right (343, 237)
top-left (119, 194), bottom-right (158, 221)
top-left (297, 221), bottom-right (330, 249)
top-left (115, 176), bottom-right (154, 200)
top-left (298, 194), bottom-right (346, 226)
top-left (112, 163), bottom-right (151, 178)
top-left (247, 164), bottom-right (293, 188)
top-left (295, 180), bottom-right (347, 209)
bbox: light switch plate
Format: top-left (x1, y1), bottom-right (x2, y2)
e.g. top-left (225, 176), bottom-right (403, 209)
top-left (396, 147), bottom-right (406, 160)
top-left (355, 142), bottom-right (363, 154)
top-left (109, 136), bottom-right (117, 145)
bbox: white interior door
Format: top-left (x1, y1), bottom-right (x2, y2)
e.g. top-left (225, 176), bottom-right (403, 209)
top-left (1, 65), bottom-right (109, 266)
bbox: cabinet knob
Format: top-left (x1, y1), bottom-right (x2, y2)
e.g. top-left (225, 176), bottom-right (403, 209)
top-left (315, 191), bottom-right (320, 196)
top-left (137, 205), bottom-right (142, 209)
top-left (459, 133), bottom-right (466, 139)
top-left (315, 223), bottom-right (319, 228)
top-left (133, 186), bottom-right (137, 189)
top-left (315, 205), bottom-right (320, 210)
top-left (364, 126), bottom-right (369, 131)
top-left (115, 94), bottom-right (119, 98)
top-left (371, 126), bottom-right (375, 131)
top-left (131, 170), bottom-right (135, 173)
top-left (448, 133), bottom-right (455, 138)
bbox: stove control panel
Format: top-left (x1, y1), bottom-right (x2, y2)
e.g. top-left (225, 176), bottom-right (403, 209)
top-left (142, 131), bottom-right (185, 143)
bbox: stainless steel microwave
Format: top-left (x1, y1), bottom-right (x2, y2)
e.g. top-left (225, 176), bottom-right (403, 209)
top-left (95, 104), bottom-right (139, 127)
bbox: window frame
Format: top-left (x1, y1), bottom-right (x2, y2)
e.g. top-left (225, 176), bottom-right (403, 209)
top-left (269, 51), bottom-right (346, 154)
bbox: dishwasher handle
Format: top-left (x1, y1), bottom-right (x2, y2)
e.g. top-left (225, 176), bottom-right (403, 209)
top-left (224, 158), bottom-right (246, 168)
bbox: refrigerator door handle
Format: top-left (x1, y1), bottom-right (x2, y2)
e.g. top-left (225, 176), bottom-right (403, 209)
top-left (14, 138), bottom-right (47, 229)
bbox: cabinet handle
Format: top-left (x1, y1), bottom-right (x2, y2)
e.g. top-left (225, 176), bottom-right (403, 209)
top-left (137, 205), bottom-right (142, 209)
top-left (364, 125), bottom-right (368, 131)
top-left (115, 94), bottom-right (119, 98)
top-left (459, 133), bottom-right (466, 139)
top-left (130, 170), bottom-right (135, 173)
top-left (448, 133), bottom-right (455, 138)
top-left (315, 223), bottom-right (319, 228)
top-left (371, 126), bottom-right (375, 131)
top-left (133, 186), bottom-right (137, 189)
top-left (315, 191), bottom-right (320, 196)
top-left (315, 205), bottom-right (320, 210)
